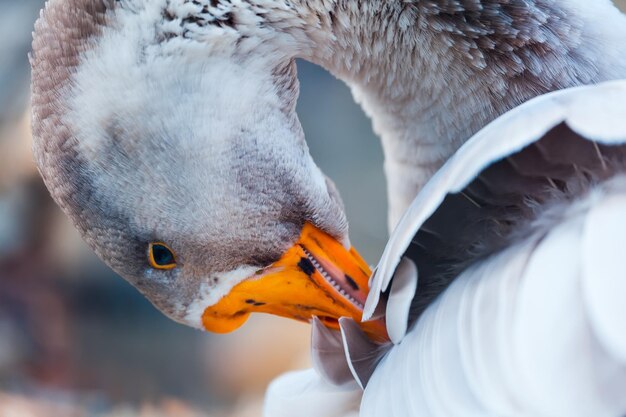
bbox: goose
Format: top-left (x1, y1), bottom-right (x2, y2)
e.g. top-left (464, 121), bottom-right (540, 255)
top-left (30, 0), bottom-right (626, 415)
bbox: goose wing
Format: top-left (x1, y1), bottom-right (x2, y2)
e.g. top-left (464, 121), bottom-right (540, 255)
top-left (362, 79), bottom-right (626, 416)
top-left (365, 79), bottom-right (626, 319)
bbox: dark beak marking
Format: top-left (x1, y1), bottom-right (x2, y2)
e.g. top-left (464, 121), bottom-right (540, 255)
top-left (298, 257), bottom-right (316, 276)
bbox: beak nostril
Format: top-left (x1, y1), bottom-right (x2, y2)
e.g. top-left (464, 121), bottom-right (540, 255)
top-left (245, 299), bottom-right (267, 306)
top-left (345, 275), bottom-right (359, 291)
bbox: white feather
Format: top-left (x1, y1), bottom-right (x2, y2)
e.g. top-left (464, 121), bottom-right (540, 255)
top-left (264, 369), bottom-right (361, 417)
top-left (386, 257), bottom-right (418, 344)
top-left (365, 79), bottom-right (626, 320)
top-left (582, 191), bottom-right (626, 363)
top-left (363, 198), bottom-right (626, 416)
top-left (359, 80), bottom-right (626, 416)
top-left (456, 239), bottom-right (539, 417)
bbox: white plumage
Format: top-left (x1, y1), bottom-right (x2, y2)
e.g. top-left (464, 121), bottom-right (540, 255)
top-left (367, 208), bottom-right (626, 416)
top-left (267, 80), bottom-right (626, 417)
top-left (366, 81), bottom-right (626, 417)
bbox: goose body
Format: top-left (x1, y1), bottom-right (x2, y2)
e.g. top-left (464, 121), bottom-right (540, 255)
top-left (29, 1), bottom-right (626, 416)
top-left (264, 80), bottom-right (626, 417)
top-left (363, 80), bottom-right (626, 417)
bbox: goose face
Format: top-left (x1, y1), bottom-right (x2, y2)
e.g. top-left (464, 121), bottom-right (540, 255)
top-left (31, 0), bottom-right (386, 341)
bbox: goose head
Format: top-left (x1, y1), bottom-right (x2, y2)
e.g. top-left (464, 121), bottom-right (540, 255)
top-left (31, 0), bottom-right (386, 340)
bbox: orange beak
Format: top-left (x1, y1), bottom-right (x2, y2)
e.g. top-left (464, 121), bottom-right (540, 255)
top-left (201, 223), bottom-right (389, 343)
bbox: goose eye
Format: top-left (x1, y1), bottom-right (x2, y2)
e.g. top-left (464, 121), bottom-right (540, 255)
top-left (149, 243), bottom-right (177, 270)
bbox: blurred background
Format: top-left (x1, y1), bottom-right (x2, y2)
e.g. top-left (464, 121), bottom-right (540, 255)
top-left (1, 1), bottom-right (625, 416)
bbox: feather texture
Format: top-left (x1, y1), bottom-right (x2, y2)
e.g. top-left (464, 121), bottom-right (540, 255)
top-left (582, 192), bottom-right (626, 364)
top-left (364, 205), bottom-right (626, 416)
top-left (365, 79), bottom-right (626, 320)
top-left (360, 80), bottom-right (626, 416)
